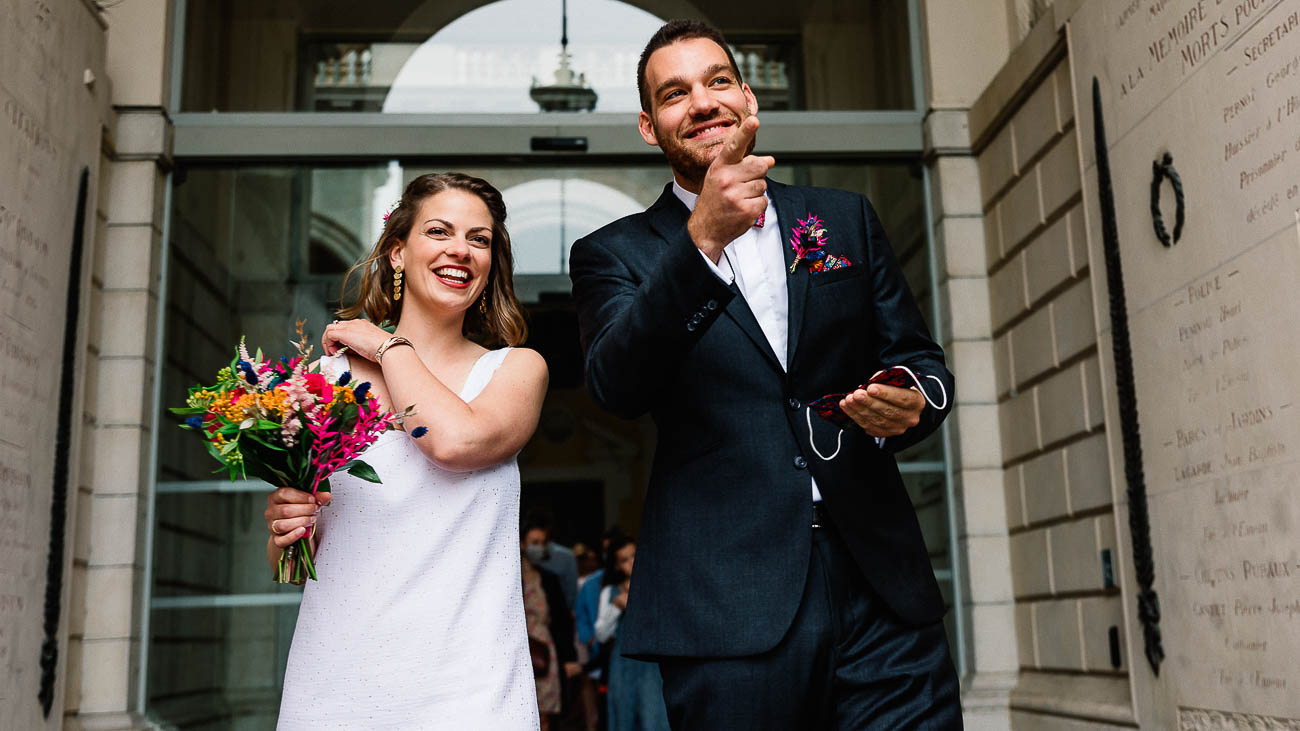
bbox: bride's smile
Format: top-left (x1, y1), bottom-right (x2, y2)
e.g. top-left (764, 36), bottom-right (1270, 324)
top-left (394, 188), bottom-right (495, 313)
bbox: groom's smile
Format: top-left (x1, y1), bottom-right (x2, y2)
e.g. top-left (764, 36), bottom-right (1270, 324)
top-left (638, 36), bottom-right (758, 187)
top-left (684, 119), bottom-right (734, 140)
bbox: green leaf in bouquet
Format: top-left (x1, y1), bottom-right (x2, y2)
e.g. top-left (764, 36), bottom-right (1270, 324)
top-left (244, 430), bottom-right (287, 452)
top-left (243, 453), bottom-right (292, 488)
top-left (219, 439), bottom-right (241, 455)
top-left (340, 402), bottom-right (360, 432)
top-left (346, 460), bottom-right (381, 484)
top-left (169, 406), bottom-right (206, 415)
top-left (256, 419), bottom-right (281, 430)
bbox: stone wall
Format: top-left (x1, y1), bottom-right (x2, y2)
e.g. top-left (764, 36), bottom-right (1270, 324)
top-left (69, 1), bottom-right (175, 728)
top-left (968, 12), bottom-right (1136, 728)
top-left (0, 0), bottom-right (110, 727)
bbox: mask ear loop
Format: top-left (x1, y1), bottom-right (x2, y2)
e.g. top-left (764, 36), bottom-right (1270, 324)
top-left (804, 367), bottom-right (949, 462)
top-left (806, 408), bottom-right (843, 461)
top-left (883, 364), bottom-right (949, 411)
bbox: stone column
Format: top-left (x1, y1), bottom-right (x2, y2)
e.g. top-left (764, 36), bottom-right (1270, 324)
top-left (68, 1), bottom-right (173, 729)
top-left (918, 2), bottom-right (1019, 728)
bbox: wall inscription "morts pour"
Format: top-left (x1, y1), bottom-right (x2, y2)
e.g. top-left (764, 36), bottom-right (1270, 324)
top-left (1071, 0), bottom-right (1300, 727)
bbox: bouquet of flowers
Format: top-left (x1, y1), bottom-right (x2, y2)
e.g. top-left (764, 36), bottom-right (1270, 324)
top-left (170, 320), bottom-right (417, 583)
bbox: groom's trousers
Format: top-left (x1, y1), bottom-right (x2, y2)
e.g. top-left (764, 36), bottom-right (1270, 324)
top-left (655, 518), bottom-right (962, 730)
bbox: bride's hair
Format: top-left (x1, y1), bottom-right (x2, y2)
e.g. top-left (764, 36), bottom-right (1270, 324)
top-left (337, 172), bottom-right (527, 347)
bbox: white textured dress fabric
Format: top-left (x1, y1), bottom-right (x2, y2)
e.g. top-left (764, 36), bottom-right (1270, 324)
top-left (277, 348), bottom-right (539, 730)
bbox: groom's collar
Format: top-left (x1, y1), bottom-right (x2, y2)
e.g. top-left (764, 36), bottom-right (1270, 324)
top-left (671, 179), bottom-right (699, 211)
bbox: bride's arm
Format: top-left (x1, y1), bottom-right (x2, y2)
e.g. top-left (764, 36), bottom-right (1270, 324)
top-left (320, 318), bottom-right (548, 472)
top-left (378, 345), bottom-right (548, 472)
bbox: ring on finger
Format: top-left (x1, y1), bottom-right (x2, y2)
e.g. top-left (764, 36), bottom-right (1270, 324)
top-left (271, 519), bottom-right (282, 534)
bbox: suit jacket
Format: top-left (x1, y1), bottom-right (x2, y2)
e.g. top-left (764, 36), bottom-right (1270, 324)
top-left (568, 179), bottom-right (953, 658)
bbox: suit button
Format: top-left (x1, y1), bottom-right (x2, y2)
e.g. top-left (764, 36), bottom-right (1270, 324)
top-left (787, 398), bottom-right (801, 411)
top-left (793, 455), bottom-right (808, 470)
top-left (686, 321), bottom-right (698, 332)
top-left (705, 299), bottom-right (719, 311)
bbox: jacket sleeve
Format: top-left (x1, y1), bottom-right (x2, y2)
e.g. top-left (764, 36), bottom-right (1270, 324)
top-left (569, 225), bottom-right (736, 419)
top-left (861, 195), bottom-right (955, 453)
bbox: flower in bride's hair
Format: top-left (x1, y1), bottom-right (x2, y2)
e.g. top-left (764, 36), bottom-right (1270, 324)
top-left (381, 199), bottom-right (402, 222)
top-left (410, 426), bottom-right (428, 438)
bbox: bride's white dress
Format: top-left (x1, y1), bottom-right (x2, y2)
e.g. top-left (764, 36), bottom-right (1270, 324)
top-left (277, 348), bottom-right (538, 730)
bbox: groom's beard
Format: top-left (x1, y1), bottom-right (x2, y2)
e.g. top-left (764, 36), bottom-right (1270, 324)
top-left (656, 110), bottom-right (753, 188)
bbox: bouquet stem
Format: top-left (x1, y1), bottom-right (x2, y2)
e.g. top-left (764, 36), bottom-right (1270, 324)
top-left (277, 535), bottom-right (317, 584)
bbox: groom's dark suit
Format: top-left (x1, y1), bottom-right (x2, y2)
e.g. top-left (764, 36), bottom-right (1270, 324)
top-left (570, 179), bottom-right (959, 727)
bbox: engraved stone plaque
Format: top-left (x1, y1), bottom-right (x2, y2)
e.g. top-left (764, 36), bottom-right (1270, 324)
top-left (0, 0), bottom-right (107, 726)
top-left (1069, 0), bottom-right (1300, 725)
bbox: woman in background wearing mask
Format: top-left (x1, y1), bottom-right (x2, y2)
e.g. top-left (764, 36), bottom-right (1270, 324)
top-left (522, 516), bottom-right (581, 731)
top-left (595, 536), bottom-right (670, 731)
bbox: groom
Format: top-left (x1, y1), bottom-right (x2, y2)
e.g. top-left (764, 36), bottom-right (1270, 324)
top-left (569, 20), bottom-right (962, 729)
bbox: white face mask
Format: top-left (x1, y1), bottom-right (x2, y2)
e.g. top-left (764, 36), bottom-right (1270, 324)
top-left (524, 544), bottom-right (547, 565)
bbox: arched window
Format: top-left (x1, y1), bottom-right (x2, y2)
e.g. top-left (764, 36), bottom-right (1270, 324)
top-left (355, 0), bottom-right (664, 113)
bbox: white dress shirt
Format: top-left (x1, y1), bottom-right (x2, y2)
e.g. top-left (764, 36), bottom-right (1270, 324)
top-left (594, 584), bottom-right (622, 644)
top-left (671, 180), bottom-right (825, 501)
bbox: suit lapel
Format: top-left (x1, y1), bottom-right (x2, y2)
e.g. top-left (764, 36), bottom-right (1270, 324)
top-left (646, 183), bottom-right (688, 247)
top-left (723, 280), bottom-right (783, 370)
top-left (770, 180), bottom-right (808, 370)
top-left (646, 184), bottom-right (783, 372)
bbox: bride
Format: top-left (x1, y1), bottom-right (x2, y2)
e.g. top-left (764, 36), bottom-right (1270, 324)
top-left (265, 172), bottom-right (548, 728)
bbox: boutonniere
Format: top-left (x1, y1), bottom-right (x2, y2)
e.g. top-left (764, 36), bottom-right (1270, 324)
top-left (789, 214), bottom-right (852, 274)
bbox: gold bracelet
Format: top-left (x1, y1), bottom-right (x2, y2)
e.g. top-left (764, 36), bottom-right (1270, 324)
top-left (374, 336), bottom-right (413, 365)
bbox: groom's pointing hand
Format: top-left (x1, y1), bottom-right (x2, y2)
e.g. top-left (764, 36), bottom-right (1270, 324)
top-left (688, 116), bottom-right (775, 262)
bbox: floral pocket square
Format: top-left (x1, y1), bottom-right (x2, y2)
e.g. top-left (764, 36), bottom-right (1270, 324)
top-left (790, 214), bottom-right (852, 273)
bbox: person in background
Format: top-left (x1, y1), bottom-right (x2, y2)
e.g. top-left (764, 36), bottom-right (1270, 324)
top-left (530, 508), bottom-right (580, 610)
top-left (575, 525), bottom-right (628, 731)
top-left (523, 517), bottom-right (583, 731)
top-left (572, 542), bottom-right (603, 731)
top-left (576, 526), bottom-right (628, 671)
top-left (574, 542), bottom-right (602, 585)
top-left (595, 536), bottom-right (669, 731)
top-left (573, 541), bottom-right (604, 662)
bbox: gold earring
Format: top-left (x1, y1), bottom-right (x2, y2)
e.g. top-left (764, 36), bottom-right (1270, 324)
top-left (392, 265), bottom-right (403, 301)
top-left (479, 292), bottom-right (488, 316)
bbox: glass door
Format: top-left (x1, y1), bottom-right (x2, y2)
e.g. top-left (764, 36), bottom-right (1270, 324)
top-left (144, 2), bottom-right (957, 727)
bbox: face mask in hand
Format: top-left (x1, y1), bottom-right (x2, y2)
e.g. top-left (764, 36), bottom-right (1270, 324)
top-left (525, 544), bottom-right (547, 565)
